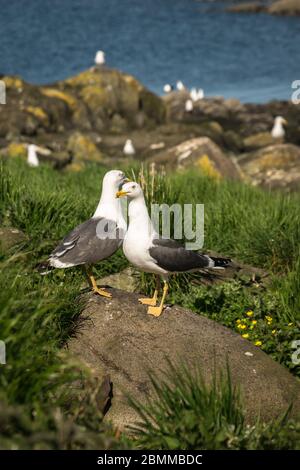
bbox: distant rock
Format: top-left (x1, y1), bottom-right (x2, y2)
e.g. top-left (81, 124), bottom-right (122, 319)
top-left (226, 2), bottom-right (267, 14)
top-left (243, 132), bottom-right (276, 151)
top-left (226, 0), bottom-right (300, 16)
top-left (239, 143), bottom-right (300, 190)
top-left (68, 288), bottom-right (300, 430)
top-left (269, 0), bottom-right (300, 16)
top-left (67, 132), bottom-right (104, 163)
top-left (149, 137), bottom-right (241, 180)
top-left (0, 227), bottom-right (26, 252)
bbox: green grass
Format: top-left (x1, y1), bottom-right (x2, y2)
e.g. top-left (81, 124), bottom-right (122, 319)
top-left (130, 364), bottom-right (300, 450)
top-left (0, 158), bottom-right (300, 449)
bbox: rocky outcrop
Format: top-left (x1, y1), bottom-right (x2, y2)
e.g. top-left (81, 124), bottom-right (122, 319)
top-left (269, 0), bottom-right (300, 16)
top-left (226, 0), bottom-right (300, 16)
top-left (226, 2), bottom-right (267, 14)
top-left (68, 288), bottom-right (300, 430)
top-left (148, 137), bottom-right (241, 179)
top-left (239, 143), bottom-right (300, 189)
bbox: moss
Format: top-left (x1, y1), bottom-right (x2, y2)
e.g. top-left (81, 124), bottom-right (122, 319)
top-left (41, 88), bottom-right (77, 110)
top-left (67, 132), bottom-right (104, 162)
top-left (196, 154), bottom-right (221, 180)
top-left (2, 76), bottom-right (23, 90)
top-left (6, 142), bottom-right (27, 159)
top-left (24, 106), bottom-right (49, 126)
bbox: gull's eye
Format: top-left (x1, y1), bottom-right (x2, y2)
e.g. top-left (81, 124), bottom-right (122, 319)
top-left (131, 184), bottom-right (136, 189)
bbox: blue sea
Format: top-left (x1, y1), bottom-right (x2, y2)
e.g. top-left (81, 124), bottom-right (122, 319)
top-left (0, 0), bottom-right (299, 102)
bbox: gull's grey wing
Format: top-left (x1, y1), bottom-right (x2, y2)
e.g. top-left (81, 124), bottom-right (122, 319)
top-left (49, 217), bottom-right (122, 267)
top-left (149, 237), bottom-right (211, 272)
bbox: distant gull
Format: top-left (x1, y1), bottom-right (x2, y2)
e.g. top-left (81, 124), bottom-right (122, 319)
top-left (271, 116), bottom-right (287, 139)
top-left (116, 182), bottom-right (231, 316)
top-left (123, 139), bottom-right (135, 156)
top-left (45, 170), bottom-right (127, 298)
top-left (176, 80), bottom-right (185, 91)
top-left (185, 99), bottom-right (193, 112)
top-left (190, 87), bottom-right (204, 102)
top-left (27, 144), bottom-right (51, 168)
top-left (163, 84), bottom-right (172, 93)
top-left (94, 50), bottom-right (106, 66)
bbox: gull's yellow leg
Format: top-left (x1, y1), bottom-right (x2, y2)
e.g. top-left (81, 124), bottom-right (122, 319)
top-left (139, 275), bottom-right (160, 306)
top-left (148, 280), bottom-right (168, 317)
top-left (84, 266), bottom-right (112, 298)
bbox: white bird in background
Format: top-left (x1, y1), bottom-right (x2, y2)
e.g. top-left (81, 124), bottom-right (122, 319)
top-left (123, 139), bottom-right (136, 156)
top-left (176, 80), bottom-right (185, 91)
top-left (27, 144), bottom-right (51, 168)
top-left (190, 87), bottom-right (204, 102)
top-left (94, 50), bottom-right (106, 66)
top-left (185, 99), bottom-right (193, 112)
top-left (163, 84), bottom-right (172, 93)
top-left (271, 116), bottom-right (288, 139)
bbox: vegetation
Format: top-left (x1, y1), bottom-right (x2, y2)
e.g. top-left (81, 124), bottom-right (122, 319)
top-left (130, 364), bottom-right (300, 450)
top-left (0, 158), bottom-right (299, 449)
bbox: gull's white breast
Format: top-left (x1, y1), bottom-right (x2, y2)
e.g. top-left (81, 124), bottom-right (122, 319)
top-left (123, 228), bottom-right (167, 275)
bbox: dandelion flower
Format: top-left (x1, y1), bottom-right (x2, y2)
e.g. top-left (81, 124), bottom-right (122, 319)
top-left (237, 324), bottom-right (247, 330)
top-left (246, 311), bottom-right (254, 317)
top-left (255, 340), bottom-right (262, 347)
top-left (265, 316), bottom-right (272, 323)
top-left (242, 333), bottom-right (249, 339)
top-left (252, 320), bottom-right (257, 325)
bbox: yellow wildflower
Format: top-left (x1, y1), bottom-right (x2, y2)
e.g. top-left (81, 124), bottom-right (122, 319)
top-left (236, 319), bottom-right (241, 324)
top-left (252, 320), bottom-right (257, 325)
top-left (237, 324), bottom-right (247, 330)
top-left (265, 316), bottom-right (272, 323)
top-left (242, 333), bottom-right (249, 339)
top-left (255, 340), bottom-right (262, 347)
top-left (288, 323), bottom-right (293, 327)
top-left (246, 311), bottom-right (254, 317)
top-left (272, 330), bottom-right (276, 335)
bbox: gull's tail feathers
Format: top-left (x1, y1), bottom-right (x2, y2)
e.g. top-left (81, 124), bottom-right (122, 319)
top-left (206, 256), bottom-right (232, 270)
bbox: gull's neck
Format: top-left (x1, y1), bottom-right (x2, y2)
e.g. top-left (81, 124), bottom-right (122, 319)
top-left (93, 185), bottom-right (125, 228)
top-left (127, 195), bottom-right (156, 239)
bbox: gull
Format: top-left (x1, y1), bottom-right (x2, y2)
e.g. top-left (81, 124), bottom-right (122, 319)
top-left (185, 99), bottom-right (193, 112)
top-left (163, 84), bottom-right (172, 93)
top-left (190, 88), bottom-right (204, 102)
top-left (123, 139), bottom-right (135, 156)
top-left (176, 80), bottom-right (185, 91)
top-left (94, 50), bottom-right (106, 66)
top-left (116, 182), bottom-right (231, 316)
top-left (45, 170), bottom-right (127, 298)
top-left (271, 116), bottom-right (288, 139)
top-left (27, 144), bottom-right (51, 168)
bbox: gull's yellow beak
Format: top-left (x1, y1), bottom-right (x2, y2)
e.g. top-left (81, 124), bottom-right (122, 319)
top-left (116, 190), bottom-right (129, 198)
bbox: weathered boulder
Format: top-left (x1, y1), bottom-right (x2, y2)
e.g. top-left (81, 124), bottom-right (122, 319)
top-left (239, 143), bottom-right (300, 190)
top-left (68, 288), bottom-right (300, 430)
top-left (148, 137), bottom-right (241, 179)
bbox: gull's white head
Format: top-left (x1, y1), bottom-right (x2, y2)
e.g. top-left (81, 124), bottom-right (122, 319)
top-left (274, 116), bottom-right (288, 126)
top-left (102, 170), bottom-right (127, 190)
top-left (116, 181), bottom-right (143, 200)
